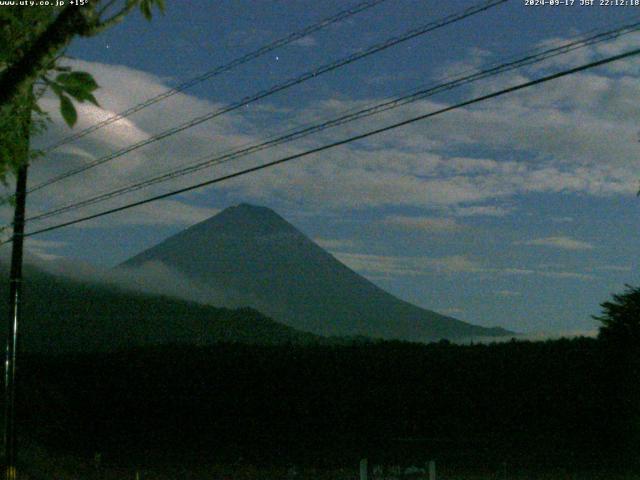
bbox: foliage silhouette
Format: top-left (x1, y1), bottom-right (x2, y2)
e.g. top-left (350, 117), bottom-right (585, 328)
top-left (594, 284), bottom-right (640, 347)
top-left (13, 337), bottom-right (638, 473)
top-left (0, 0), bottom-right (164, 183)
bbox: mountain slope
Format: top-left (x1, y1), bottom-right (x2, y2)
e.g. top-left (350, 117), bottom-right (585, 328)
top-left (0, 263), bottom-right (321, 353)
top-left (122, 203), bottom-right (510, 342)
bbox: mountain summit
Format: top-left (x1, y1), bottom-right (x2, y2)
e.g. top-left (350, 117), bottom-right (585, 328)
top-left (122, 204), bottom-right (510, 342)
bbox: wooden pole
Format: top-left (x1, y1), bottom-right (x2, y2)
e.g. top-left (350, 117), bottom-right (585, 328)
top-left (3, 164), bottom-right (28, 480)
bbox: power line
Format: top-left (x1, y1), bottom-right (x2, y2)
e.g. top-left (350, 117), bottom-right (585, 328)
top-left (28, 0), bottom-right (507, 194)
top-left (25, 20), bottom-right (640, 224)
top-left (31, 0), bottom-right (505, 193)
top-left (40, 0), bottom-right (390, 153)
top-left (14, 47), bottom-right (640, 242)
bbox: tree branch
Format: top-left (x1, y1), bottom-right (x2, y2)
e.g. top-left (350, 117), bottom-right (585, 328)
top-left (89, 0), bottom-right (138, 34)
top-left (97, 0), bottom-right (120, 17)
top-left (0, 5), bottom-right (96, 109)
top-left (0, 0), bottom-right (148, 110)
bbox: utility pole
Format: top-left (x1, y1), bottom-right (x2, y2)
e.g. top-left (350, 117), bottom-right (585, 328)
top-left (3, 84), bottom-right (33, 480)
top-left (3, 163), bottom-right (27, 480)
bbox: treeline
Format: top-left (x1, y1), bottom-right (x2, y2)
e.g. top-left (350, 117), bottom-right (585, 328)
top-left (15, 337), bottom-right (639, 471)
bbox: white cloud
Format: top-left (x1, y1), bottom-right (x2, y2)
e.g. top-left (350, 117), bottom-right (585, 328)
top-left (434, 47), bottom-right (493, 81)
top-left (593, 264), bottom-right (632, 272)
top-left (500, 268), bottom-right (535, 276)
top-left (16, 60), bottom-right (250, 231)
top-left (381, 215), bottom-right (462, 232)
top-left (314, 237), bottom-right (356, 250)
top-left (291, 36), bottom-right (317, 48)
top-left (0, 238), bottom-right (68, 263)
top-left (333, 252), bottom-right (484, 277)
top-left (454, 205), bottom-right (511, 217)
top-left (15, 36), bottom-right (640, 235)
top-left (27, 256), bottom-right (230, 307)
top-left (333, 251), bottom-right (595, 281)
top-left (49, 99), bottom-right (151, 147)
top-left (53, 199), bottom-right (221, 229)
top-left (97, 200), bottom-right (220, 227)
top-left (23, 238), bottom-right (67, 261)
top-left (539, 271), bottom-right (595, 281)
top-left (495, 290), bottom-right (521, 297)
top-left (519, 236), bottom-right (594, 250)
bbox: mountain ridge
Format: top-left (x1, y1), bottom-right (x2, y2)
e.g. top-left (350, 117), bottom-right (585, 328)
top-left (122, 203), bottom-right (511, 341)
top-left (0, 261), bottom-right (324, 353)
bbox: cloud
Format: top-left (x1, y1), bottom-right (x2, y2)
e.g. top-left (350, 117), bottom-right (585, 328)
top-left (434, 47), bottom-right (493, 81)
top-left (24, 238), bottom-right (68, 261)
top-left (593, 264), bottom-right (632, 273)
top-left (550, 216), bottom-right (574, 223)
top-left (381, 215), bottom-right (463, 232)
top-left (76, 200), bottom-right (220, 228)
top-left (28, 255), bottom-right (230, 307)
top-left (499, 268), bottom-right (535, 276)
top-left (454, 205), bottom-right (511, 217)
top-left (495, 290), bottom-right (521, 297)
top-left (15, 35), bottom-right (640, 236)
top-left (519, 236), bottom-right (594, 250)
top-left (15, 59), bottom-right (257, 231)
top-left (291, 36), bottom-right (317, 48)
top-left (333, 251), bottom-right (595, 281)
top-left (529, 32), bottom-right (640, 76)
top-left (314, 237), bottom-right (356, 250)
top-left (539, 271), bottom-right (595, 281)
top-left (499, 266), bottom-right (595, 281)
top-left (0, 238), bottom-right (68, 263)
top-left (333, 252), bottom-right (484, 277)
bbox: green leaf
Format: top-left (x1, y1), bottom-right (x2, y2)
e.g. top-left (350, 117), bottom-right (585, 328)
top-left (60, 84), bottom-right (90, 102)
top-left (53, 71), bottom-right (100, 106)
top-left (59, 94), bottom-right (77, 127)
top-left (140, 0), bottom-right (152, 20)
top-left (154, 0), bottom-right (166, 14)
top-left (56, 84), bottom-right (100, 107)
top-left (56, 71), bottom-right (98, 92)
top-left (49, 81), bottom-right (63, 97)
top-left (85, 93), bottom-right (99, 107)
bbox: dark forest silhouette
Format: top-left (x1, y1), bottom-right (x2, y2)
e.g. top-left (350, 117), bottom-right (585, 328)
top-left (16, 334), bottom-right (639, 473)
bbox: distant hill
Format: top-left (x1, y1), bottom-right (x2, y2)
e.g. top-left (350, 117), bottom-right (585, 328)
top-left (122, 203), bottom-right (511, 342)
top-left (0, 264), bottom-right (321, 353)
